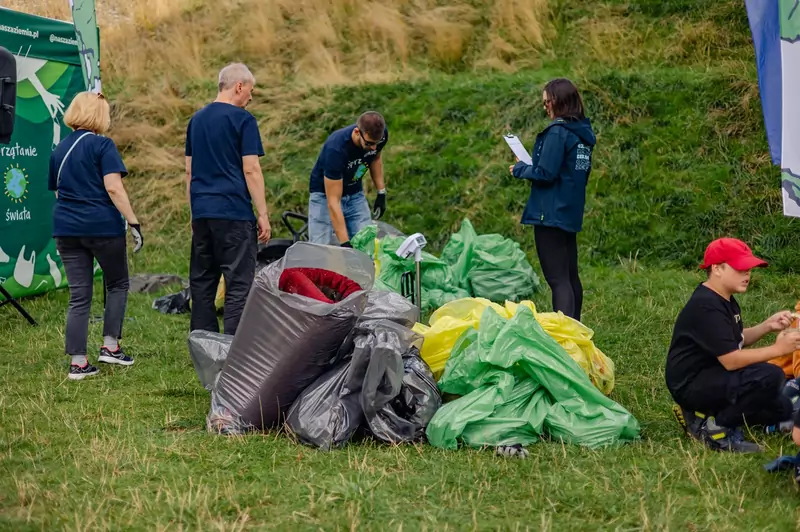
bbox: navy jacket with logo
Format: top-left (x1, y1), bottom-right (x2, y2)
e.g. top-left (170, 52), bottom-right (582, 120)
top-left (511, 117), bottom-right (596, 233)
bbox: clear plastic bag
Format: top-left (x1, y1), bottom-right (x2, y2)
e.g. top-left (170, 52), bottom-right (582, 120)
top-left (187, 330), bottom-right (233, 391)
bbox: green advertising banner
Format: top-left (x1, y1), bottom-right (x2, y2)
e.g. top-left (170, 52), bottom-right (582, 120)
top-left (69, 0), bottom-right (101, 93)
top-left (0, 8), bottom-right (88, 299)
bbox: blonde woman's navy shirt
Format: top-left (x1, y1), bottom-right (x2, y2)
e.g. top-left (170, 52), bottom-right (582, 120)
top-left (48, 129), bottom-right (128, 237)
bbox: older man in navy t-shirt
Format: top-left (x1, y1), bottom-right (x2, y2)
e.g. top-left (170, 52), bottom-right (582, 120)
top-left (185, 63), bottom-right (271, 336)
top-left (308, 111), bottom-right (389, 246)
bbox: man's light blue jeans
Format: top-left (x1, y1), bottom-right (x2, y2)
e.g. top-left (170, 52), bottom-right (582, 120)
top-left (308, 191), bottom-right (372, 244)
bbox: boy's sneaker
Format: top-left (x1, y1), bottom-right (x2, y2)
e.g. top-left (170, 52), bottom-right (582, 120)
top-left (98, 346), bottom-right (134, 366)
top-left (698, 417), bottom-right (761, 453)
top-left (765, 420), bottom-right (794, 435)
top-left (672, 404), bottom-right (703, 440)
top-left (782, 379), bottom-right (800, 415)
top-left (69, 363), bottom-right (99, 380)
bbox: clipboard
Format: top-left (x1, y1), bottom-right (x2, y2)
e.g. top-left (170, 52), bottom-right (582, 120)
top-left (503, 134), bottom-right (532, 165)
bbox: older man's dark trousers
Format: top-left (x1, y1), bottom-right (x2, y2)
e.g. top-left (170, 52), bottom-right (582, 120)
top-left (189, 219), bottom-right (256, 337)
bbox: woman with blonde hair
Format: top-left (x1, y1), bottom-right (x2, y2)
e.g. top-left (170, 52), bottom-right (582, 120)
top-left (47, 91), bottom-right (143, 380)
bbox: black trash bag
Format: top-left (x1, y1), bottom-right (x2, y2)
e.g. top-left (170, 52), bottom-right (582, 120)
top-left (334, 290), bottom-right (420, 362)
top-left (187, 330), bottom-right (233, 391)
top-left (286, 317), bottom-right (441, 449)
top-left (286, 291), bottom-right (416, 450)
top-left (152, 288), bottom-right (191, 314)
top-left (396, 350), bottom-right (442, 437)
top-left (358, 323), bottom-right (441, 444)
top-left (359, 290), bottom-right (419, 328)
top-left (284, 359), bottom-right (364, 450)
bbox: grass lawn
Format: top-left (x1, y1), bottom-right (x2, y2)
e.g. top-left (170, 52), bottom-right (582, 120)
top-left (2, 255), bottom-right (800, 531)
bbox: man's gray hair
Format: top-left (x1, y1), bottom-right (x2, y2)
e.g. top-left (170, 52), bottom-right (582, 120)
top-left (218, 63), bottom-right (255, 92)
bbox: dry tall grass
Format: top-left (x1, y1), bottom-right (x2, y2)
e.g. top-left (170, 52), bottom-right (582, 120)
top-left (8, 0), bottom-right (552, 87)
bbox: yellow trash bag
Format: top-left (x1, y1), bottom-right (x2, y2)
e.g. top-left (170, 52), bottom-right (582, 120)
top-left (412, 298), bottom-right (493, 378)
top-left (412, 298), bottom-right (531, 379)
top-left (535, 312), bottom-right (615, 396)
top-left (414, 297), bottom-right (616, 395)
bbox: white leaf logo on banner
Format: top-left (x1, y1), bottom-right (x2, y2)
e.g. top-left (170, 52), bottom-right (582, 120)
top-left (13, 246), bottom-right (35, 288)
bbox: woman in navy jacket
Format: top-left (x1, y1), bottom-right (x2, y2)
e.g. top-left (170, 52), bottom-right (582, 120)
top-left (509, 78), bottom-right (596, 322)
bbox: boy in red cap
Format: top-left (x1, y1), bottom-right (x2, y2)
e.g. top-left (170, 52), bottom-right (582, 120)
top-left (665, 238), bottom-right (800, 452)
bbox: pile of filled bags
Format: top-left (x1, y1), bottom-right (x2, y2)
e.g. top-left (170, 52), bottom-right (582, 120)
top-left (191, 242), bottom-right (440, 449)
top-left (350, 219), bottom-right (541, 314)
top-left (413, 298), bottom-right (616, 395)
top-left (187, 235), bottom-right (640, 452)
top-left (421, 303), bottom-right (639, 449)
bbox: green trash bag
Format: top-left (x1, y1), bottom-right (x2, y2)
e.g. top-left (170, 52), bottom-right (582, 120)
top-left (426, 306), bottom-right (640, 449)
top-left (441, 219), bottom-right (540, 303)
top-left (352, 225), bottom-right (469, 313)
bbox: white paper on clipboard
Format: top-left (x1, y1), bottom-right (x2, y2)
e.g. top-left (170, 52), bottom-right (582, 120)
top-left (503, 134), bottom-right (532, 165)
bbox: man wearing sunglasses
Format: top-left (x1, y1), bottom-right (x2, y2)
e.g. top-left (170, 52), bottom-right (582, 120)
top-left (308, 111), bottom-right (389, 246)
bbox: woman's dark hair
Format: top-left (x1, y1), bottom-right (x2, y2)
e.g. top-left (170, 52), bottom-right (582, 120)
top-left (544, 78), bottom-right (585, 121)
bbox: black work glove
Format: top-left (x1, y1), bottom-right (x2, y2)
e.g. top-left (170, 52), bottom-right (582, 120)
top-left (372, 191), bottom-right (386, 220)
top-left (130, 223), bottom-right (143, 253)
top-left (340, 241), bottom-right (353, 248)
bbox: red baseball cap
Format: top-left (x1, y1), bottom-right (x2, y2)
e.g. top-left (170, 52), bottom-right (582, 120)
top-left (699, 238), bottom-right (768, 270)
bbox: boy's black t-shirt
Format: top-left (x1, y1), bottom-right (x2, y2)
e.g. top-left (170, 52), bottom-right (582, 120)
top-left (665, 284), bottom-right (744, 395)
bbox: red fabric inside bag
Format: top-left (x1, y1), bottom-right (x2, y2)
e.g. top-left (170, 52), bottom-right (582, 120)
top-left (278, 267), bottom-right (363, 303)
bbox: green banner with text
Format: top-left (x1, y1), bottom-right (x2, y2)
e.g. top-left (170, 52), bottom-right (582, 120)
top-left (1, 8), bottom-right (87, 299)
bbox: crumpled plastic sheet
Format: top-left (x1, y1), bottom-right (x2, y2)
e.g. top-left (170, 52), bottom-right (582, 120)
top-left (187, 330), bottom-right (233, 391)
